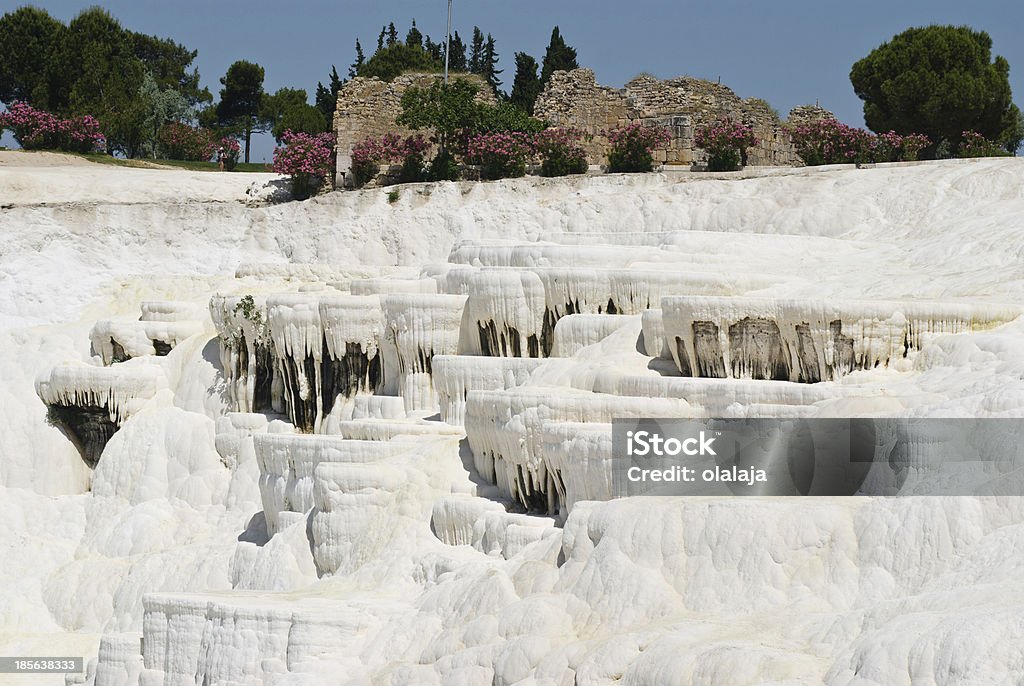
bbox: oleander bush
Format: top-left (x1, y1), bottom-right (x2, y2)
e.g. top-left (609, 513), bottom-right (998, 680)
top-left (957, 130), bottom-right (1012, 158)
top-left (0, 101), bottom-right (104, 153)
top-left (273, 129), bottom-right (335, 199)
top-left (465, 131), bottom-right (534, 180)
top-left (695, 120), bottom-right (758, 171)
top-left (535, 127), bottom-right (589, 177)
top-left (605, 122), bottom-right (671, 173)
top-left (158, 122), bottom-right (216, 161)
top-left (789, 118), bottom-right (931, 165)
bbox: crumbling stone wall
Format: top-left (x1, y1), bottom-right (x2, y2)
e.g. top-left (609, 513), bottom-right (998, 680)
top-left (333, 72), bottom-right (494, 185)
top-left (534, 69), bottom-right (805, 167)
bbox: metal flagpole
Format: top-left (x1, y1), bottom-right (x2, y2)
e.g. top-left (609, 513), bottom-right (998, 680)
top-left (445, 0), bottom-right (452, 84)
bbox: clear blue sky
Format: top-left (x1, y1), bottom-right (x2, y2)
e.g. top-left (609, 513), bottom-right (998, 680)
top-left (3, 0), bottom-right (1023, 161)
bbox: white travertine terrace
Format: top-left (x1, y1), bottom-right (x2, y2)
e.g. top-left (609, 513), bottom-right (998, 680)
top-left (432, 355), bottom-right (546, 425)
top-left (663, 296), bottom-right (1023, 382)
top-left (381, 293), bottom-right (468, 413)
top-left (90, 319), bottom-right (204, 364)
top-left (10, 158), bottom-right (1024, 685)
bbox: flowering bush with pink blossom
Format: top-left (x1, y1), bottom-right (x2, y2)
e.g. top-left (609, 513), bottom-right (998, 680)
top-left (0, 101), bottom-right (105, 153)
top-left (789, 119), bottom-right (931, 166)
top-left (273, 130), bottom-right (335, 199)
top-left (350, 133), bottom-right (432, 186)
top-left (535, 128), bottom-right (590, 177)
top-left (957, 130), bottom-right (1010, 158)
top-left (158, 122), bottom-right (216, 161)
top-left (465, 131), bottom-right (534, 180)
top-left (604, 122), bottom-right (671, 173)
top-left (695, 120), bottom-right (758, 171)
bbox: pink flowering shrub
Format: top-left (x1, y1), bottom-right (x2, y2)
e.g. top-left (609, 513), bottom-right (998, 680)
top-left (535, 128), bottom-right (590, 177)
top-left (0, 101), bottom-right (104, 153)
top-left (957, 130), bottom-right (1009, 158)
top-left (273, 130), bottom-right (335, 199)
top-left (159, 122), bottom-right (216, 161)
top-left (465, 131), bottom-right (534, 180)
top-left (604, 122), bottom-right (671, 173)
top-left (350, 133), bottom-right (432, 186)
top-left (695, 120), bottom-right (758, 171)
top-left (790, 119), bottom-right (931, 165)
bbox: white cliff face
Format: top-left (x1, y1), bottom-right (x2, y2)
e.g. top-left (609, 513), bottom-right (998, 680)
top-left (3, 153), bottom-right (1024, 684)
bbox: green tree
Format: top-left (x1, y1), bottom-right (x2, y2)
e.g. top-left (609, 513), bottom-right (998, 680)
top-left (469, 28), bottom-right (485, 75)
top-left (360, 42), bottom-right (442, 81)
top-left (398, 77), bottom-right (482, 153)
top-left (263, 87), bottom-right (327, 141)
top-left (406, 20), bottom-right (423, 50)
top-left (850, 25), bottom-right (1020, 152)
top-left (540, 26), bottom-right (578, 86)
top-left (0, 6), bottom-right (65, 105)
top-left (348, 39), bottom-right (365, 79)
top-left (215, 60), bottom-right (269, 163)
top-left (386, 22), bottom-right (399, 46)
top-left (509, 52), bottom-right (541, 114)
top-left (482, 34), bottom-right (502, 95)
top-left (316, 65), bottom-right (343, 121)
top-left (446, 31), bottom-right (467, 73)
top-left (129, 32), bottom-right (210, 106)
top-left (138, 71), bottom-right (193, 158)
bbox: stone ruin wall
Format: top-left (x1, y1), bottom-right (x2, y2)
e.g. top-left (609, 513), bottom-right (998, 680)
top-left (333, 69), bottom-right (834, 182)
top-left (333, 73), bottom-right (495, 185)
top-left (535, 69), bottom-right (807, 167)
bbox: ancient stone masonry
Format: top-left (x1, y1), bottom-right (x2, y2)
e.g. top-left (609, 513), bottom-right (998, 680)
top-left (333, 68), bottom-right (830, 179)
top-left (534, 69), bottom-right (807, 167)
top-left (333, 73), bottom-right (495, 185)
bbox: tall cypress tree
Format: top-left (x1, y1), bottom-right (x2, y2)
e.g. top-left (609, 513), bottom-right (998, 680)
top-left (447, 31), bottom-right (467, 72)
top-left (315, 65), bottom-right (343, 120)
top-left (540, 26), bottom-right (578, 86)
top-left (482, 33), bottom-right (502, 94)
top-left (469, 27), bottom-right (485, 75)
top-left (510, 52), bottom-right (542, 114)
top-left (386, 22), bottom-right (398, 46)
top-left (348, 39), bottom-right (365, 79)
top-left (406, 20), bottom-right (422, 50)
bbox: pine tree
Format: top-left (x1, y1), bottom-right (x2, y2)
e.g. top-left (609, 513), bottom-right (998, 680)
top-left (510, 52), bottom-right (542, 114)
top-left (348, 39), bottom-right (365, 79)
top-left (377, 26), bottom-right (385, 52)
top-left (316, 65), bottom-right (343, 120)
top-left (469, 27), bottom-right (484, 74)
top-left (540, 26), bottom-right (578, 86)
top-left (447, 31), bottom-right (467, 72)
top-left (406, 20), bottom-right (423, 50)
top-left (386, 23), bottom-right (398, 46)
top-left (424, 36), bottom-right (442, 63)
top-left (482, 33), bottom-right (502, 94)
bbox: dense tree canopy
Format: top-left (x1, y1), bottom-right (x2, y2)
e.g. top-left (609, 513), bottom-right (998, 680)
top-left (262, 87), bottom-right (327, 142)
top-left (850, 25), bottom-right (1022, 152)
top-left (0, 6), bottom-right (210, 157)
top-left (540, 27), bottom-right (578, 86)
top-left (215, 60), bottom-right (268, 162)
top-left (510, 53), bottom-right (542, 115)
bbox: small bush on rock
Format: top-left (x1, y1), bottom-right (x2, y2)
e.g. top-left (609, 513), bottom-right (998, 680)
top-left (789, 118), bottom-right (930, 165)
top-left (957, 130), bottom-right (1011, 158)
top-left (273, 130), bottom-right (335, 200)
top-left (605, 122), bottom-right (671, 173)
top-left (535, 127), bottom-right (589, 177)
top-left (695, 120), bottom-right (758, 171)
top-left (350, 133), bottom-right (432, 186)
top-left (465, 131), bottom-right (534, 180)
